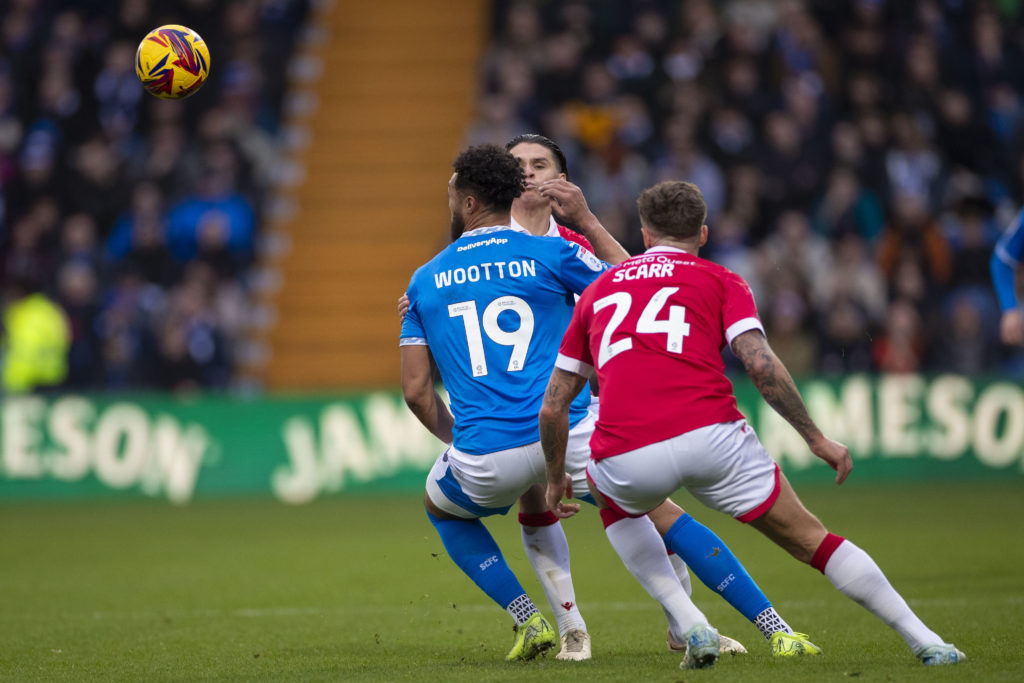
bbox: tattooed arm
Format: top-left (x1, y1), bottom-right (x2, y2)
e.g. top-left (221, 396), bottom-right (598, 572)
top-left (732, 329), bottom-right (853, 484)
top-left (539, 367), bottom-right (589, 516)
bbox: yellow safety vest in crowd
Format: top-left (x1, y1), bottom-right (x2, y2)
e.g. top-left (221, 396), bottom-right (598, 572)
top-left (2, 293), bottom-right (71, 393)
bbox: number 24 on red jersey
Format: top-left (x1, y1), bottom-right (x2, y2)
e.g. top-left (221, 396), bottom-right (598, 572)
top-left (554, 248), bottom-right (762, 458)
top-left (592, 287), bottom-right (690, 367)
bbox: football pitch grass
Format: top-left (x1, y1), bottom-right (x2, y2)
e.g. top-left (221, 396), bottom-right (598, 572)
top-left (2, 480), bottom-right (1021, 681)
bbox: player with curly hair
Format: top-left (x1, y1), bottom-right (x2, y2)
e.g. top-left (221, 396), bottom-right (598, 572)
top-left (401, 144), bottom-right (683, 662)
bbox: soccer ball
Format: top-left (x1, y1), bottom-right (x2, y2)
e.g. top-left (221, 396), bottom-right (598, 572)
top-left (135, 25), bottom-right (211, 100)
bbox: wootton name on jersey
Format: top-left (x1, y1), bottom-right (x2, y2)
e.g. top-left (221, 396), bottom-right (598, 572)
top-left (434, 260), bottom-right (538, 288)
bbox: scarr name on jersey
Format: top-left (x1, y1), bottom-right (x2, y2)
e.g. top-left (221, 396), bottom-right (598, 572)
top-left (612, 261), bottom-right (676, 282)
top-left (433, 259), bottom-right (537, 288)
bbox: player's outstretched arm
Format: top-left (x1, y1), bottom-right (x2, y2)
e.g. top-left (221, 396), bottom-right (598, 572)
top-left (539, 178), bottom-right (630, 265)
top-left (539, 367), bottom-right (588, 517)
top-left (732, 330), bottom-right (852, 484)
top-left (401, 345), bottom-right (454, 444)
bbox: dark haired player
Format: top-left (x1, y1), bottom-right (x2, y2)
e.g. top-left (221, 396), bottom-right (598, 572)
top-left (401, 144), bottom-right (612, 661)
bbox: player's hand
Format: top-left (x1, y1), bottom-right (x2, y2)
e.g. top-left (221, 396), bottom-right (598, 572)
top-left (1000, 309), bottom-right (1024, 346)
top-left (809, 435), bottom-right (852, 485)
top-left (546, 474), bottom-right (580, 519)
top-left (397, 292), bottom-right (410, 321)
top-left (539, 179), bottom-right (594, 227)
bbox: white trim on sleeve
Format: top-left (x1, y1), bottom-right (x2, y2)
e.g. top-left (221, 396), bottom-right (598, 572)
top-left (725, 317), bottom-right (764, 345)
top-left (995, 242), bottom-right (1021, 267)
top-left (555, 352), bottom-right (594, 378)
top-left (399, 337), bottom-right (428, 347)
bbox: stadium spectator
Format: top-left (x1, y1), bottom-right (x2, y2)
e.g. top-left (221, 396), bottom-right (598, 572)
top-left (702, 209), bottom-right (762, 299)
top-left (94, 41), bottom-right (145, 140)
top-left (762, 285), bottom-right (817, 379)
top-left (873, 297), bottom-right (928, 374)
top-left (929, 289), bottom-right (1000, 374)
top-left (55, 259), bottom-right (103, 388)
top-left (97, 266), bottom-right (162, 388)
top-left (106, 181), bottom-right (180, 287)
top-left (810, 166), bottom-right (885, 243)
top-left (152, 261), bottom-right (233, 389)
top-left (477, 0), bottom-right (1018, 376)
top-left (759, 210), bottom-right (832, 300)
top-left (816, 232), bottom-right (888, 328)
top-left (876, 193), bottom-right (953, 335)
top-left (817, 295), bottom-right (875, 375)
top-left (2, 264), bottom-right (70, 394)
top-left (166, 142), bottom-right (255, 271)
top-left (654, 115), bottom-right (726, 222)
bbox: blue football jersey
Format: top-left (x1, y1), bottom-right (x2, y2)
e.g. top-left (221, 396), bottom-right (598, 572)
top-left (401, 225), bottom-right (607, 455)
top-left (992, 209), bottom-right (1024, 311)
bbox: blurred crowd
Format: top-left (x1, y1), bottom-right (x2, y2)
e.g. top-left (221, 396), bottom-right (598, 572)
top-left (472, 0), bottom-right (1024, 377)
top-left (0, 0), bottom-right (308, 392)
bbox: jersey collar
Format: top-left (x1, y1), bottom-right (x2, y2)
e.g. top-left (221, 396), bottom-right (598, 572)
top-left (459, 224), bottom-right (530, 239)
top-left (510, 214), bottom-right (559, 237)
top-left (644, 245), bottom-right (692, 255)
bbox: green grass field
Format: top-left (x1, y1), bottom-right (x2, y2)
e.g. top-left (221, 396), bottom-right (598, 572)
top-left (2, 479), bottom-right (1021, 681)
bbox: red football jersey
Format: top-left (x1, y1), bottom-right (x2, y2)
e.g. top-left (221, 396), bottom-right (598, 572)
top-left (556, 224), bottom-right (595, 254)
top-left (556, 246), bottom-right (764, 459)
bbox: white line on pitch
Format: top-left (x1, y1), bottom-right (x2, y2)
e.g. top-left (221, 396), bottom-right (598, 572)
top-left (3, 594), bottom-right (1020, 621)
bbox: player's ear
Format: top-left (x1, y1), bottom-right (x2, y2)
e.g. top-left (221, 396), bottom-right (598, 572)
top-left (698, 224), bottom-right (708, 247)
top-left (640, 226), bottom-right (652, 249)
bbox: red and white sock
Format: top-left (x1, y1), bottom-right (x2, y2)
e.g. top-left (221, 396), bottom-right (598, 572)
top-left (814, 533), bottom-right (945, 654)
top-left (520, 511), bottom-right (586, 637)
top-left (667, 551), bottom-right (693, 596)
top-left (602, 509), bottom-right (708, 640)
top-left (662, 551), bottom-right (697, 633)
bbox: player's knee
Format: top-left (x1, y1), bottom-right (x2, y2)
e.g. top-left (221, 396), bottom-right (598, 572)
top-left (647, 499), bottom-right (685, 535)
